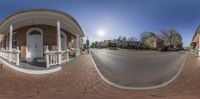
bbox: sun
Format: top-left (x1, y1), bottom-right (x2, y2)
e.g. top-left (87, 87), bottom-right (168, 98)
top-left (97, 29), bottom-right (106, 37)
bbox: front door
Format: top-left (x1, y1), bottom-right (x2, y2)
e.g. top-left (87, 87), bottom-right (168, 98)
top-left (27, 30), bottom-right (43, 58)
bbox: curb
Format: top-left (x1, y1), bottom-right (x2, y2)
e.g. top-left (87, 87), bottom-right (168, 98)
top-left (90, 51), bottom-right (187, 90)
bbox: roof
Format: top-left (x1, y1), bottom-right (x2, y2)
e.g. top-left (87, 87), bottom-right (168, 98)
top-left (192, 25), bottom-right (200, 41)
top-left (0, 9), bottom-right (85, 37)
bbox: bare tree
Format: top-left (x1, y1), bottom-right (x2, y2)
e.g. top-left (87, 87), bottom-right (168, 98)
top-left (160, 28), bottom-right (182, 49)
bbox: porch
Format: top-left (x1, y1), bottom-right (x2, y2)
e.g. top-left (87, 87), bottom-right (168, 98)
top-left (0, 19), bottom-right (82, 69)
top-left (0, 47), bottom-right (81, 69)
top-left (0, 48), bottom-right (81, 74)
top-left (0, 10), bottom-right (84, 72)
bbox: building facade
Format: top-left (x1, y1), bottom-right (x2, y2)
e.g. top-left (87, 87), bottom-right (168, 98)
top-left (0, 9), bottom-right (84, 71)
top-left (191, 25), bottom-right (200, 57)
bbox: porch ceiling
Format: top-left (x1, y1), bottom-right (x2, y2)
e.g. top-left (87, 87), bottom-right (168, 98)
top-left (2, 17), bottom-right (76, 36)
top-left (0, 10), bottom-right (84, 37)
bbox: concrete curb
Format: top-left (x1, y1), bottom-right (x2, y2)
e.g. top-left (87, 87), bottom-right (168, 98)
top-left (90, 51), bottom-right (187, 90)
top-left (0, 58), bottom-right (61, 75)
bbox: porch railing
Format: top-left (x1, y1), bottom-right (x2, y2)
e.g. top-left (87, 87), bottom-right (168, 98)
top-left (0, 47), bottom-right (20, 65)
top-left (61, 50), bottom-right (69, 63)
top-left (196, 49), bottom-right (200, 57)
top-left (75, 49), bottom-right (81, 57)
top-left (45, 47), bottom-right (69, 68)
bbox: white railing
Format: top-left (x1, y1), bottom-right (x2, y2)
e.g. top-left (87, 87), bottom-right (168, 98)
top-left (0, 50), bottom-right (9, 60)
top-left (196, 49), bottom-right (200, 57)
top-left (61, 50), bottom-right (69, 63)
top-left (0, 47), bottom-right (20, 65)
top-left (45, 51), bottom-right (58, 68)
top-left (45, 47), bottom-right (69, 68)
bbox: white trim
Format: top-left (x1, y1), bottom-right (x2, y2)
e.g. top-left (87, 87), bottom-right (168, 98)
top-left (90, 51), bottom-right (187, 90)
top-left (0, 58), bottom-right (61, 74)
top-left (0, 10), bottom-right (84, 37)
top-left (26, 27), bottom-right (43, 59)
top-left (8, 25), bottom-right (13, 62)
top-left (57, 20), bottom-right (62, 64)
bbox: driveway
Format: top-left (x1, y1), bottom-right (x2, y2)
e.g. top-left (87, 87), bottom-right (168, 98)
top-left (91, 49), bottom-right (187, 88)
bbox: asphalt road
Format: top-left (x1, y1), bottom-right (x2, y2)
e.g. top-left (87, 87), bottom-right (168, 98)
top-left (91, 49), bottom-right (187, 87)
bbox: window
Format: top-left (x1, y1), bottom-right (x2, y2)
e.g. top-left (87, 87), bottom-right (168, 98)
top-left (12, 34), bottom-right (17, 49)
top-left (71, 36), bottom-right (76, 48)
top-left (29, 31), bottom-right (41, 35)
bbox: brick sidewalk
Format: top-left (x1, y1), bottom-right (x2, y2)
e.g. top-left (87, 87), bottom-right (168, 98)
top-left (0, 53), bottom-right (200, 99)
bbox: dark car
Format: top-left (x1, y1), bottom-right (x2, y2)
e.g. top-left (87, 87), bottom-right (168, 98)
top-left (160, 47), bottom-right (168, 52)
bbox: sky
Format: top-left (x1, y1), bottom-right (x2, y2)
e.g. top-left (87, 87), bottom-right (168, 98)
top-left (0, 0), bottom-right (200, 46)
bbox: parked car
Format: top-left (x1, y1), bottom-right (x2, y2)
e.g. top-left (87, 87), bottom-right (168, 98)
top-left (159, 47), bottom-right (168, 52)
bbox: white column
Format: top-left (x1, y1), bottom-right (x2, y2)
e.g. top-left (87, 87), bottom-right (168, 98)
top-left (57, 20), bottom-right (62, 64)
top-left (75, 34), bottom-right (80, 57)
top-left (76, 34), bottom-right (79, 49)
top-left (45, 46), bottom-right (50, 68)
top-left (198, 35), bottom-right (200, 59)
top-left (16, 47), bottom-right (20, 66)
top-left (8, 25), bottom-right (13, 62)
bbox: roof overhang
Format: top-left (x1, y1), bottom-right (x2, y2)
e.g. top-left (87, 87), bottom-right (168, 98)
top-left (192, 25), bottom-right (200, 42)
top-left (0, 9), bottom-right (85, 37)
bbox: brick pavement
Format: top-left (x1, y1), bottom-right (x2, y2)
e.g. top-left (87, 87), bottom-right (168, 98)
top-left (0, 53), bottom-right (199, 99)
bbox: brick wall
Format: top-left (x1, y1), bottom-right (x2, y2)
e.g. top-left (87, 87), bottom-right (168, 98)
top-left (13, 25), bottom-right (75, 59)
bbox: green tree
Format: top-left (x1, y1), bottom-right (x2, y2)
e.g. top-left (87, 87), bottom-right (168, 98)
top-left (140, 32), bottom-right (156, 49)
top-left (140, 32), bottom-right (156, 41)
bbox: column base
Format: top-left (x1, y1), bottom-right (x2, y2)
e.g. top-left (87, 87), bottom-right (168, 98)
top-left (197, 49), bottom-right (200, 59)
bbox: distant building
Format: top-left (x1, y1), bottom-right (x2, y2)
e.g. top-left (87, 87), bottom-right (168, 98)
top-left (154, 36), bottom-right (164, 48)
top-left (191, 25), bottom-right (200, 57)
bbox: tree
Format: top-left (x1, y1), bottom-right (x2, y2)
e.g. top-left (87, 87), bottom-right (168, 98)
top-left (90, 41), bottom-right (98, 48)
top-left (127, 37), bottom-right (137, 49)
top-left (140, 32), bottom-right (156, 49)
top-left (140, 32), bottom-right (156, 41)
top-left (128, 37), bottom-right (137, 42)
top-left (117, 36), bottom-right (128, 48)
top-left (160, 28), bottom-right (183, 49)
top-left (143, 37), bottom-right (156, 49)
top-left (171, 33), bottom-right (182, 49)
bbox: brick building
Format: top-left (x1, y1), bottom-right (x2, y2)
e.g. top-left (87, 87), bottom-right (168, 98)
top-left (0, 9), bottom-right (84, 72)
top-left (191, 25), bottom-right (200, 57)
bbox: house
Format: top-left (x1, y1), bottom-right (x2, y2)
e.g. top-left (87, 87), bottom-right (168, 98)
top-left (154, 36), bottom-right (164, 48)
top-left (141, 36), bottom-right (164, 49)
top-left (0, 9), bottom-right (84, 74)
top-left (191, 25), bottom-right (200, 57)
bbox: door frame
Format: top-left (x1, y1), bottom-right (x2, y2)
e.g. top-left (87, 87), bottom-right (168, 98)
top-left (26, 28), bottom-right (43, 59)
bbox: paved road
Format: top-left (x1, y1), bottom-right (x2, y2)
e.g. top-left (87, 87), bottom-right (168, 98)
top-left (1, 53), bottom-right (200, 99)
top-left (91, 49), bottom-right (187, 87)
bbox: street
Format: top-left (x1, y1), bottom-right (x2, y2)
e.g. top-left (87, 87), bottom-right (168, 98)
top-left (91, 49), bottom-right (187, 87)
